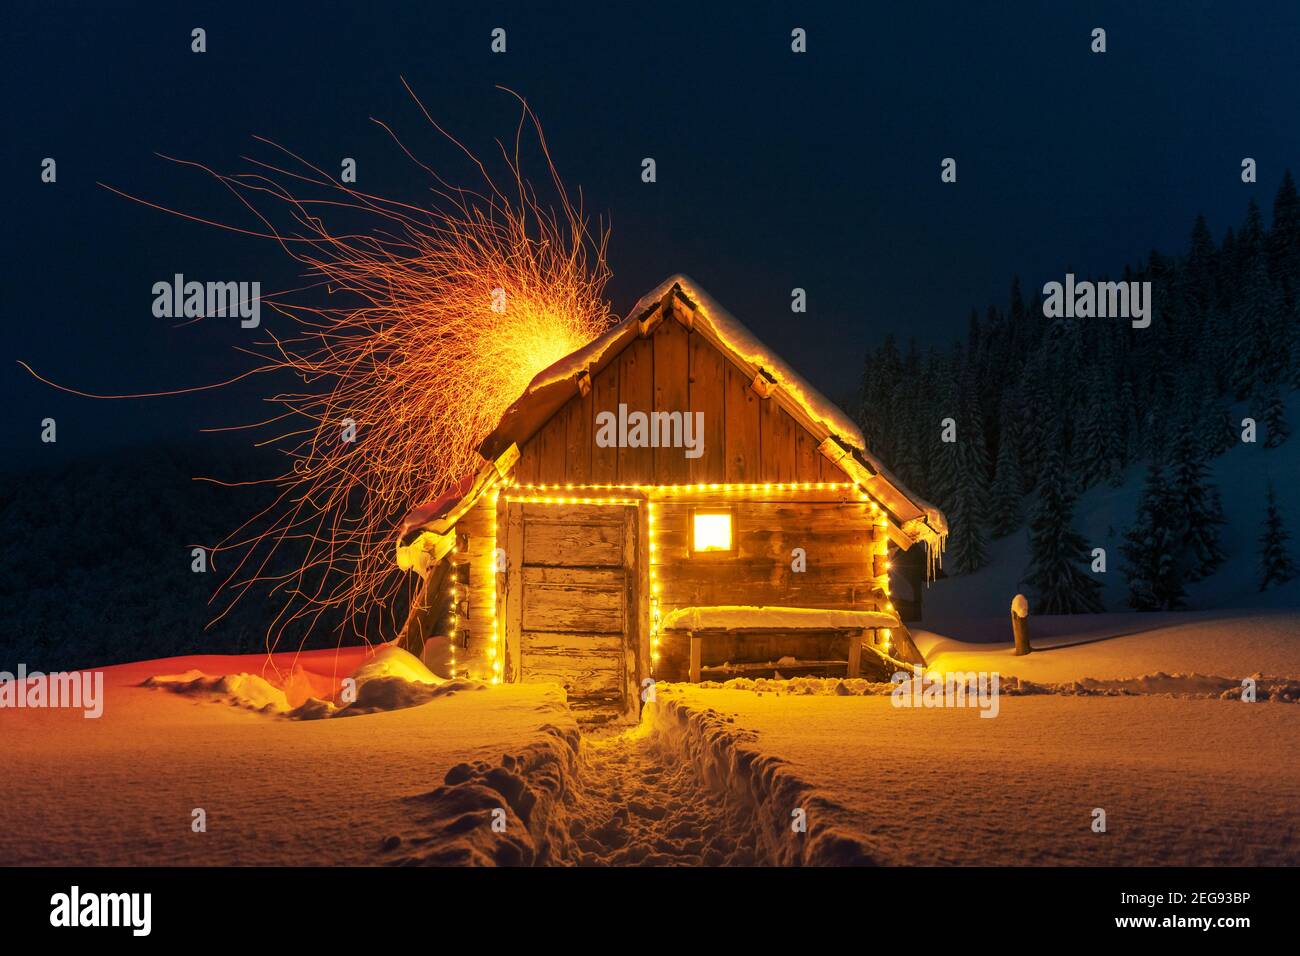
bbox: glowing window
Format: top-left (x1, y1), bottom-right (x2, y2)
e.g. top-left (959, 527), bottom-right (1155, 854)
top-left (692, 511), bottom-right (733, 553)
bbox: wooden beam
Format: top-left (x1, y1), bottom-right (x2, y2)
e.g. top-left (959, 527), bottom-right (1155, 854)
top-left (670, 293), bottom-right (695, 329)
top-left (493, 442), bottom-right (520, 478)
top-left (503, 501), bottom-right (524, 683)
top-left (635, 504), bottom-right (651, 702)
top-left (638, 302), bottom-right (665, 337)
top-left (617, 336), bottom-right (655, 481)
top-left (688, 332), bottom-right (726, 483)
top-left (653, 316), bottom-right (691, 485)
top-left (688, 633), bottom-right (702, 683)
top-left (724, 362), bottom-right (759, 481)
top-left (846, 629), bottom-right (862, 679)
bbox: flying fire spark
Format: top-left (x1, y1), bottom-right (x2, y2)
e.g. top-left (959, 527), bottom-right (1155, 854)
top-left (45, 84), bottom-right (613, 658)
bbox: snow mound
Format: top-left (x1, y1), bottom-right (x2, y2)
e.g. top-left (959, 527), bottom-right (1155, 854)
top-left (142, 670), bottom-right (291, 713)
top-left (384, 720), bottom-right (581, 865)
top-left (143, 645), bottom-right (463, 719)
top-left (692, 672), bottom-right (1300, 702)
top-left (644, 688), bottom-right (887, 865)
top-left (349, 645), bottom-right (442, 686)
top-left (335, 677), bottom-right (481, 718)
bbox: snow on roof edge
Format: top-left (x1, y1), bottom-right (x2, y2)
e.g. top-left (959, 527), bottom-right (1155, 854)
top-left (632, 274), bottom-right (870, 452)
top-left (469, 274), bottom-right (947, 547)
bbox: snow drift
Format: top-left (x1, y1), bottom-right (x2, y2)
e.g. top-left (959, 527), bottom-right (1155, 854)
top-left (141, 645), bottom-right (468, 719)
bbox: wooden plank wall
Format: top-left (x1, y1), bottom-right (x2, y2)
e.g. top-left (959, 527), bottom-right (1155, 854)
top-left (651, 489), bottom-right (879, 679)
top-left (653, 494), bottom-right (877, 610)
top-left (517, 315), bottom-right (841, 485)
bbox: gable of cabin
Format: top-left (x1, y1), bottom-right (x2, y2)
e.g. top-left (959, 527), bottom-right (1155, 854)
top-left (513, 309), bottom-right (843, 486)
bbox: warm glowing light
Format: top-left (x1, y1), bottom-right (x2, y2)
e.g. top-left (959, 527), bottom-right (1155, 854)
top-left (93, 84), bottom-right (612, 655)
top-left (693, 511), bottom-right (733, 552)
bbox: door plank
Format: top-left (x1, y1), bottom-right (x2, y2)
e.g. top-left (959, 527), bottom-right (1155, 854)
top-left (524, 521), bottom-right (624, 566)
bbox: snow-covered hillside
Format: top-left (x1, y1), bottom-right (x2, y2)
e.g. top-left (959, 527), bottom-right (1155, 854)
top-left (924, 389), bottom-right (1300, 638)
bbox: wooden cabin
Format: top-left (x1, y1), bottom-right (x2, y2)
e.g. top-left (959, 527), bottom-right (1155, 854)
top-left (395, 276), bottom-right (947, 723)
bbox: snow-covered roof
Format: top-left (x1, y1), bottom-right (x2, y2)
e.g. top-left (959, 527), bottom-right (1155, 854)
top-left (476, 274), bottom-right (946, 548)
top-left (400, 275), bottom-right (946, 559)
top-left (479, 274), bottom-right (869, 460)
top-left (635, 276), bottom-right (869, 452)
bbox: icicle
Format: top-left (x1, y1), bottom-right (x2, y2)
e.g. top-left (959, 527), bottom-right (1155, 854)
top-left (924, 532), bottom-right (947, 584)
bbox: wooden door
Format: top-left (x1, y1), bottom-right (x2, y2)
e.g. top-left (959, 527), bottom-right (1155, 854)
top-left (506, 502), bottom-right (640, 722)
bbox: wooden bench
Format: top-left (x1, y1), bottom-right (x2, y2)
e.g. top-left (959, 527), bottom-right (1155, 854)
top-left (657, 606), bottom-right (904, 682)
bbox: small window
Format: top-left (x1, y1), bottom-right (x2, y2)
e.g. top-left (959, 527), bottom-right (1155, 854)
top-left (692, 510), bottom-right (733, 554)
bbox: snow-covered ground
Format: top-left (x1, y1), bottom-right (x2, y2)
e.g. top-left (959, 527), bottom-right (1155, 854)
top-left (650, 610), bottom-right (1300, 865)
top-left (916, 609), bottom-right (1300, 684)
top-left (653, 688), bottom-right (1298, 865)
top-left (4, 611), bottom-right (1297, 866)
top-left (1, 647), bottom-right (580, 865)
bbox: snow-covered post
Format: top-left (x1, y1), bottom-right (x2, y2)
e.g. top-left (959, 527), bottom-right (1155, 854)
top-left (1011, 593), bottom-right (1032, 656)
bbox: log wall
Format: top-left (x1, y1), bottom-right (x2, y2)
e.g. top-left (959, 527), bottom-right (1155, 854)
top-left (433, 492), bottom-right (502, 681)
top-left (514, 315), bottom-right (841, 486)
top-left (648, 487), bottom-right (881, 680)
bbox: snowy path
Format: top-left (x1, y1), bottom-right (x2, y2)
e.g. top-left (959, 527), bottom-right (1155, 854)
top-left (562, 729), bottom-right (759, 866)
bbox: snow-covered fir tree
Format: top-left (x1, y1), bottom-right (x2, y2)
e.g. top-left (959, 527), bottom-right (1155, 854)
top-left (1199, 395), bottom-right (1238, 457)
top-left (987, 417), bottom-right (1023, 537)
top-left (1269, 168), bottom-right (1300, 307)
top-left (927, 350), bottom-right (965, 511)
top-left (947, 390), bottom-right (990, 574)
top-left (1022, 437), bottom-right (1102, 614)
top-left (1168, 422), bottom-right (1225, 580)
top-left (1258, 482), bottom-right (1297, 591)
top-left (855, 180), bottom-right (1300, 598)
top-left (1075, 365), bottom-right (1123, 489)
top-left (1260, 388), bottom-right (1290, 447)
top-left (1121, 457), bottom-right (1188, 610)
top-left (1231, 203), bottom-right (1282, 398)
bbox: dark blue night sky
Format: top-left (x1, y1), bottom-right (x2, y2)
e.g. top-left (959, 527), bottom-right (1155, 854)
top-left (6, 0), bottom-right (1300, 463)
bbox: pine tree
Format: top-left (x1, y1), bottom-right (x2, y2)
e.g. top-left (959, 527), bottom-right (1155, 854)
top-left (947, 383), bottom-right (990, 574)
top-left (1196, 373), bottom-right (1237, 456)
top-left (928, 348), bottom-right (965, 510)
top-left (1291, 294), bottom-right (1300, 389)
top-left (1261, 388), bottom-right (1290, 447)
top-left (1168, 422), bottom-right (1226, 580)
top-left (856, 347), bottom-right (884, 455)
top-left (1022, 437), bottom-right (1103, 614)
top-left (1075, 365), bottom-right (1123, 489)
top-left (1121, 458), bottom-right (1188, 610)
top-left (1118, 378), bottom-right (1141, 468)
top-left (987, 418), bottom-right (1023, 537)
top-left (1184, 215), bottom-right (1224, 376)
top-left (1016, 352), bottom-right (1053, 490)
top-left (1232, 202), bottom-right (1283, 397)
top-left (1259, 482), bottom-right (1297, 591)
top-left (1269, 169), bottom-right (1300, 307)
